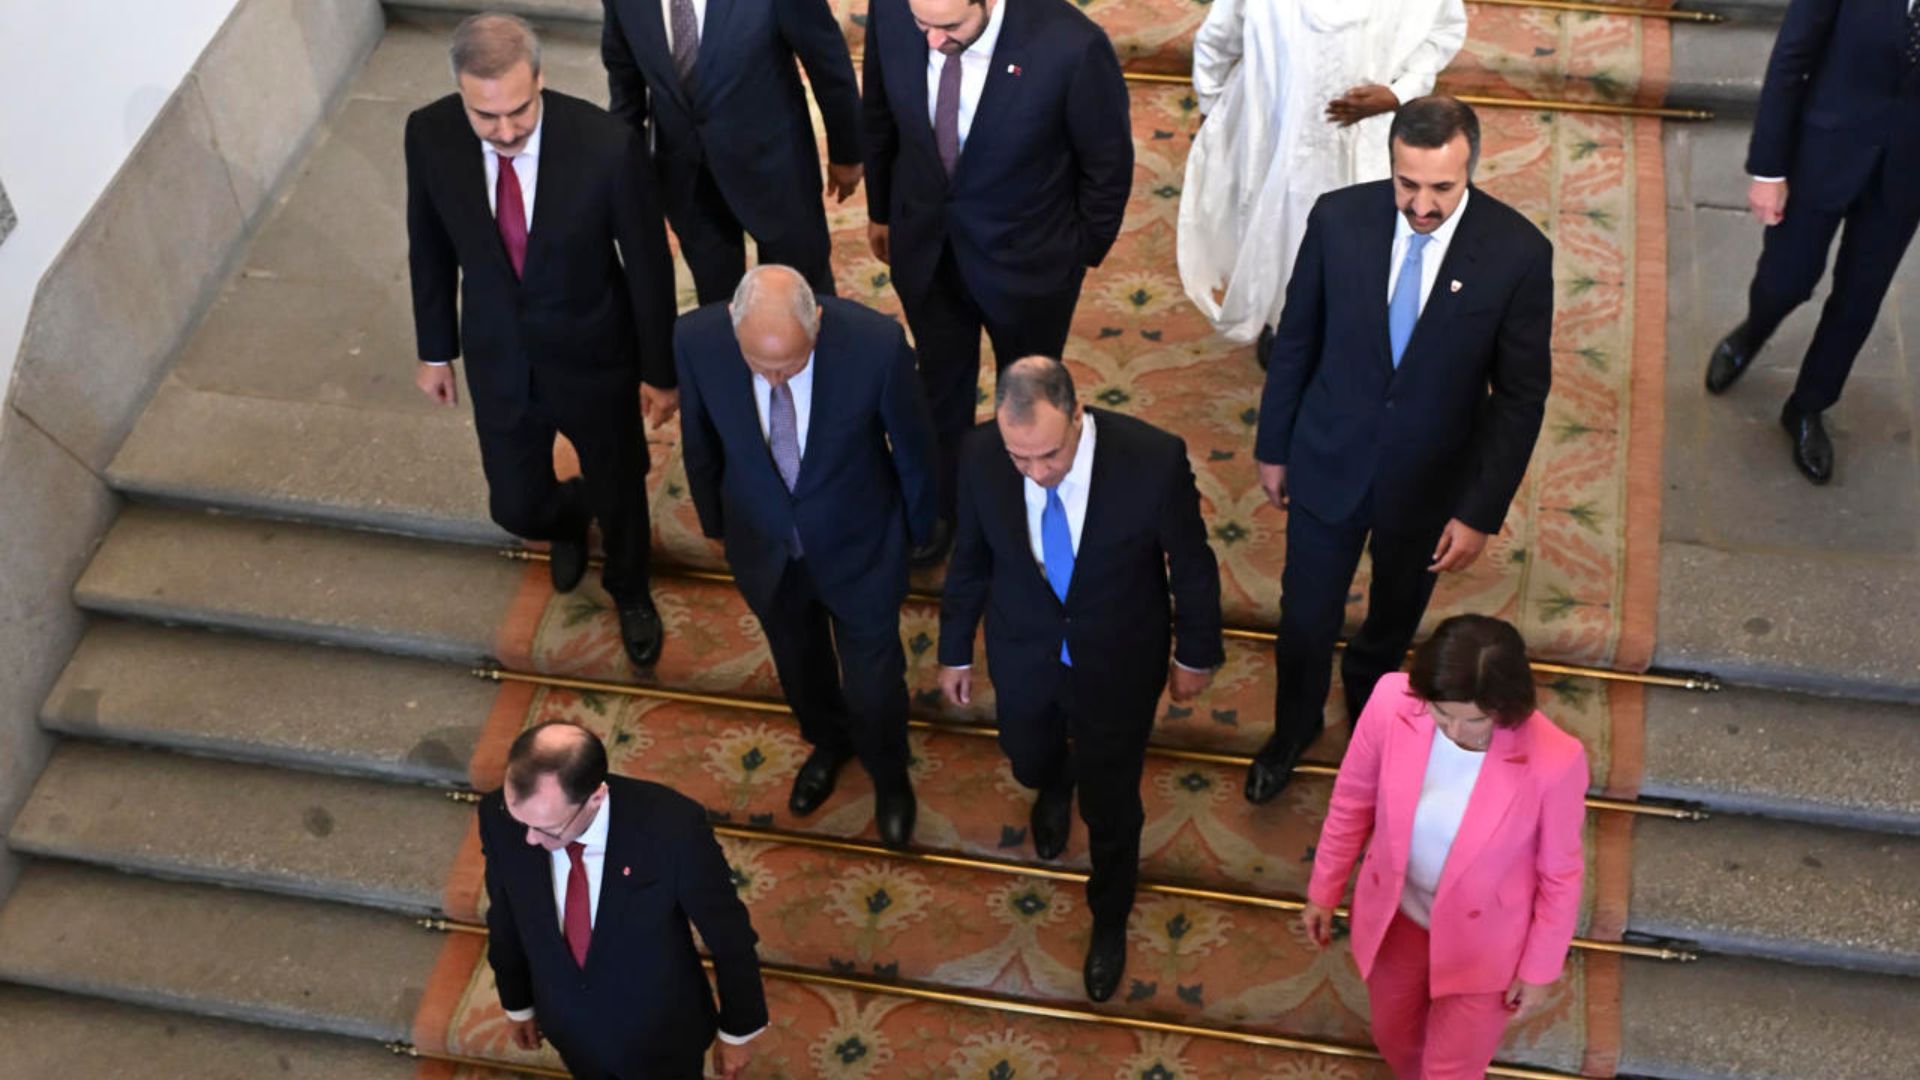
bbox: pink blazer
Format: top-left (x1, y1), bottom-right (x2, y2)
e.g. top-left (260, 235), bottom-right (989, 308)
top-left (1306, 673), bottom-right (1588, 996)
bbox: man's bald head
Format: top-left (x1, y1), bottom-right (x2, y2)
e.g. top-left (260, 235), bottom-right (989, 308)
top-left (730, 265), bottom-right (822, 386)
top-left (504, 720), bottom-right (608, 804)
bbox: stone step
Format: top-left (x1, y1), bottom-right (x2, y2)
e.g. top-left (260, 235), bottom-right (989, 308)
top-left (41, 619), bottom-right (490, 787)
top-left (8, 741), bottom-right (468, 915)
top-left (0, 861), bottom-right (443, 1043)
top-left (1618, 952), bottom-right (1920, 1080)
top-left (73, 503), bottom-right (526, 665)
top-left (0, 985), bottom-right (421, 1080)
top-left (1668, 18), bottom-right (1775, 115)
top-left (1630, 812), bottom-right (1920, 976)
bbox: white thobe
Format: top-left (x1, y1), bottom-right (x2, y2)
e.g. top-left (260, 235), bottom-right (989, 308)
top-left (1177, 0), bottom-right (1467, 343)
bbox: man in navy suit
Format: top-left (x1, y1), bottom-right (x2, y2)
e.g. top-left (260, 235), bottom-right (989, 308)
top-left (601, 0), bottom-right (864, 302)
top-left (1245, 97), bottom-right (1553, 805)
top-left (937, 357), bottom-right (1224, 1002)
top-left (1704, 0), bottom-right (1920, 484)
top-left (862, 0), bottom-right (1134, 557)
top-left (676, 265), bottom-right (939, 848)
top-left (479, 721), bottom-right (767, 1079)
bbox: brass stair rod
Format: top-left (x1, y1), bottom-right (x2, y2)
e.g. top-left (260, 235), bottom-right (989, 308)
top-left (387, 1041), bottom-right (570, 1078)
top-left (508, 553), bottom-right (1723, 692)
top-left (474, 666), bottom-right (1709, 821)
top-left (1472, 0), bottom-right (1725, 22)
top-left (412, 919), bottom-right (1595, 1080)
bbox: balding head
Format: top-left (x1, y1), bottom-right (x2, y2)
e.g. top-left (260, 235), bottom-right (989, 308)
top-left (503, 721), bottom-right (609, 850)
top-left (730, 265), bottom-right (821, 386)
top-left (995, 356), bottom-right (1083, 489)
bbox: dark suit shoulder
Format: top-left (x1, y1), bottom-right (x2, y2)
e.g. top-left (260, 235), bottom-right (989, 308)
top-left (1023, 0), bottom-right (1115, 47)
top-left (1317, 178), bottom-right (1396, 220)
top-left (1087, 407), bottom-right (1185, 463)
top-left (606, 774), bottom-right (709, 836)
top-left (676, 301), bottom-right (735, 352)
top-left (1465, 186), bottom-right (1552, 257)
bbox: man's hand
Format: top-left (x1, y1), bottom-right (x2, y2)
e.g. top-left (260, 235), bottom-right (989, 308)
top-left (415, 362), bottom-right (458, 406)
top-left (712, 1039), bottom-right (750, 1080)
top-left (1326, 83), bottom-right (1399, 127)
top-left (1428, 518), bottom-right (1489, 572)
top-left (826, 162), bottom-right (864, 204)
top-left (1747, 178), bottom-right (1788, 226)
top-left (867, 222), bottom-right (891, 265)
top-left (1257, 462), bottom-right (1288, 510)
top-left (1300, 902), bottom-right (1335, 947)
top-left (506, 1016), bottom-right (543, 1051)
top-left (1168, 663), bottom-right (1214, 702)
top-left (1504, 976), bottom-right (1555, 1024)
top-left (641, 384), bottom-right (680, 429)
top-left (938, 665), bottom-right (972, 707)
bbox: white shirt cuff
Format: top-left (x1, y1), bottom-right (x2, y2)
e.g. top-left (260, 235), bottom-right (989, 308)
top-left (503, 1005), bottom-right (536, 1022)
top-left (944, 663), bottom-right (972, 670)
top-left (717, 1024), bottom-right (766, 1045)
top-left (1751, 176), bottom-right (1786, 183)
top-left (1172, 659), bottom-right (1215, 674)
top-left (424, 359), bottom-right (453, 366)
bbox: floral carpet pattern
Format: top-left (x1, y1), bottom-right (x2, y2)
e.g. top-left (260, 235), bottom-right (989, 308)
top-left (417, 6), bottom-right (1668, 1077)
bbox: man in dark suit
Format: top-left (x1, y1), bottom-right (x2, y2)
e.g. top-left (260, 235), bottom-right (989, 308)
top-left (407, 14), bottom-right (677, 668)
top-left (479, 721), bottom-right (767, 1079)
top-left (936, 357), bottom-right (1224, 1002)
top-left (676, 265), bottom-right (938, 847)
top-left (862, 0), bottom-right (1134, 557)
top-left (1703, 0), bottom-right (1920, 484)
top-left (1245, 96), bottom-right (1553, 805)
top-left (601, 0), bottom-right (864, 303)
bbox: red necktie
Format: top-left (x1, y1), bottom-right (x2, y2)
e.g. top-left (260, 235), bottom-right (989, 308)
top-left (563, 841), bottom-right (591, 968)
top-left (496, 153), bottom-right (528, 279)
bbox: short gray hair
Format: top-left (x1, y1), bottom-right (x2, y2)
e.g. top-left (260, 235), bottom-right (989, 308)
top-left (450, 13), bottom-right (542, 80)
top-left (729, 265), bottom-right (820, 339)
top-left (995, 356), bottom-right (1077, 425)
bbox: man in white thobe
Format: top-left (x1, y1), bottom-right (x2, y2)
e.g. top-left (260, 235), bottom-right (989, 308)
top-left (1178, 0), bottom-right (1468, 348)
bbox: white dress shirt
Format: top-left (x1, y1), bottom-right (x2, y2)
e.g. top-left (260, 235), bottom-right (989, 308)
top-left (924, 0), bottom-right (1009, 150)
top-left (1021, 410), bottom-right (1097, 568)
top-left (660, 0), bottom-right (707, 51)
top-left (427, 112), bottom-right (543, 367)
top-left (1386, 185), bottom-right (1470, 317)
top-left (751, 352), bottom-right (816, 455)
top-left (502, 792), bottom-right (765, 1044)
top-left (1399, 728), bottom-right (1488, 928)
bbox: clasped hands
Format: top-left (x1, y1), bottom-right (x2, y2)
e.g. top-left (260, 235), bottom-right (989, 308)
top-left (1257, 463), bottom-right (1488, 573)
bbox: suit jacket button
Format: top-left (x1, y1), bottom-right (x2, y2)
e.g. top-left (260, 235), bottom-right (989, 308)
top-left (1468, 909), bottom-right (1482, 919)
top-left (1371, 872), bottom-right (1380, 885)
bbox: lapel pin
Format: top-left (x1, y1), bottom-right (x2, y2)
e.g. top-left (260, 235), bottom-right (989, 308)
top-left (1007, 63), bottom-right (1022, 76)
top-left (622, 866), bottom-right (632, 876)
top-left (1450, 280), bottom-right (1463, 293)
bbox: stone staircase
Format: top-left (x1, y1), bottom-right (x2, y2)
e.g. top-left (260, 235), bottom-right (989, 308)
top-left (4, 3), bottom-right (1920, 1079)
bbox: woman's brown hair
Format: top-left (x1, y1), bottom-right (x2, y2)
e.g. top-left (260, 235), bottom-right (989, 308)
top-left (1406, 614), bottom-right (1536, 727)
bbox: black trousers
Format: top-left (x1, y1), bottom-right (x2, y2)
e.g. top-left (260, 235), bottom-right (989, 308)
top-left (667, 162), bottom-right (836, 305)
top-left (472, 376), bottom-right (652, 607)
top-left (553, 1044), bottom-right (705, 1080)
top-left (1745, 157), bottom-right (1920, 412)
top-left (997, 665), bottom-right (1153, 932)
top-left (1272, 499), bottom-right (1446, 746)
top-left (897, 245), bottom-right (1084, 517)
top-left (751, 559), bottom-right (912, 792)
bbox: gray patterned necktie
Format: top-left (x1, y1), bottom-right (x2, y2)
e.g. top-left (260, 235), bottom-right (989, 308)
top-left (670, 0), bottom-right (700, 87)
top-left (769, 380), bottom-right (804, 555)
top-left (934, 53), bottom-right (963, 177)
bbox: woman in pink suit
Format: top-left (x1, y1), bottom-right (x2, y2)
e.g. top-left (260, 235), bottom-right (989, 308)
top-left (1300, 615), bottom-right (1588, 1079)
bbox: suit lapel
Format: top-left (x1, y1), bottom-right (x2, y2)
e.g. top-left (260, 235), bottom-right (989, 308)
top-left (584, 788), bottom-right (658, 976)
top-left (793, 326), bottom-right (834, 496)
top-left (1382, 701), bottom-right (1436, 866)
top-left (512, 828), bottom-right (568, 954)
top-left (444, 112), bottom-right (515, 281)
top-left (1060, 409), bottom-right (1111, 608)
top-left (899, 17), bottom-right (937, 160)
top-left (1433, 720), bottom-right (1530, 902)
top-left (629, 0), bottom-right (688, 110)
top-left (991, 446), bottom-right (1053, 600)
top-left (522, 94), bottom-right (577, 284)
top-left (695, 0), bottom-right (739, 88)
top-left (1391, 189), bottom-right (1486, 384)
top-left (1362, 189), bottom-right (1399, 376)
top-left (953, 0), bottom-right (1026, 184)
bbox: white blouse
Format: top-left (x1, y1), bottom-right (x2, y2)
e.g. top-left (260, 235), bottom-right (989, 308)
top-left (1399, 729), bottom-right (1488, 927)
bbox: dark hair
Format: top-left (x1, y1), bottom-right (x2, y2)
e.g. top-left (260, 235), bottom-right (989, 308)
top-left (505, 721), bottom-right (608, 803)
top-left (1389, 95), bottom-right (1481, 177)
top-left (1406, 615), bottom-right (1535, 727)
top-left (995, 356), bottom-right (1077, 425)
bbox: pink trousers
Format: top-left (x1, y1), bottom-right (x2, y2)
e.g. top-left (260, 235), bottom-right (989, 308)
top-left (1366, 911), bottom-right (1515, 1079)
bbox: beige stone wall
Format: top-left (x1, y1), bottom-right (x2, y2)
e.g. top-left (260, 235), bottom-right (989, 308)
top-left (0, 0), bottom-right (385, 901)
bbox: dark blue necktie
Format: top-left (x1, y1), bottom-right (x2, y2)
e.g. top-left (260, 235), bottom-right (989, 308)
top-left (1041, 488), bottom-right (1074, 665)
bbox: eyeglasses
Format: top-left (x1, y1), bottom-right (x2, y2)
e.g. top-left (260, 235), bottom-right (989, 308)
top-left (515, 797), bottom-right (590, 841)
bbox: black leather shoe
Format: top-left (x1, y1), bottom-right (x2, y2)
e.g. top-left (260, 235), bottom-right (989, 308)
top-left (1705, 324), bottom-right (1757, 395)
top-left (1780, 401), bottom-right (1834, 485)
top-left (875, 784), bottom-right (918, 849)
top-left (1030, 783), bottom-right (1072, 861)
top-left (546, 481), bottom-right (589, 593)
top-left (1255, 324), bottom-right (1275, 371)
top-left (1083, 922), bottom-right (1127, 1003)
top-left (788, 748), bottom-right (849, 816)
top-left (910, 517), bottom-right (953, 568)
top-left (1244, 731), bottom-right (1316, 805)
top-left (615, 597), bottom-right (664, 669)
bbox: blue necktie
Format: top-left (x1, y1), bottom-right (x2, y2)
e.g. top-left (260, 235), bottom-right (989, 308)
top-left (1389, 233), bottom-right (1433, 369)
top-left (1041, 488), bottom-right (1074, 665)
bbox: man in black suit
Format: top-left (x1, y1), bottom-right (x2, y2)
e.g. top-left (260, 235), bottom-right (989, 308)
top-left (676, 265), bottom-right (938, 848)
top-left (479, 721), bottom-right (767, 1079)
top-left (862, 0), bottom-right (1134, 557)
top-left (601, 0), bottom-right (864, 302)
top-left (1704, 0), bottom-right (1920, 485)
top-left (936, 357), bottom-right (1224, 1002)
top-left (1244, 97), bottom-right (1553, 804)
top-left (407, 14), bottom-right (676, 668)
